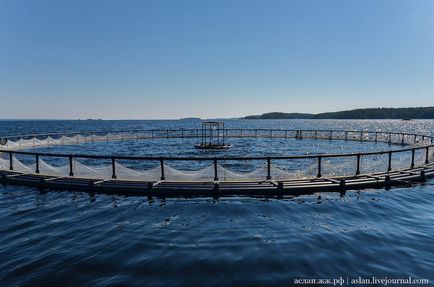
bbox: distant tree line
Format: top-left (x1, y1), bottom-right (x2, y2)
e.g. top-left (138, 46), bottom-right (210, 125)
top-left (242, 107), bottom-right (434, 119)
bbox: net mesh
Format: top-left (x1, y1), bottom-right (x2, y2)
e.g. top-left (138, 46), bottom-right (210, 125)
top-left (1, 149), bottom-right (432, 182)
top-left (1, 131), bottom-right (431, 151)
top-left (0, 131), bottom-right (433, 182)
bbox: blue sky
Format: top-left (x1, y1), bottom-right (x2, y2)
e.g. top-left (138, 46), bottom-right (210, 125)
top-left (1, 0), bottom-right (433, 119)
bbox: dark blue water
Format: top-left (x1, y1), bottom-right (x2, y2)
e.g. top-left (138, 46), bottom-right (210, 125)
top-left (1, 120), bottom-right (434, 286)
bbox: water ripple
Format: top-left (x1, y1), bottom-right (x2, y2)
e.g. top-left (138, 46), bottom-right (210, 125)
top-left (1, 120), bottom-right (434, 286)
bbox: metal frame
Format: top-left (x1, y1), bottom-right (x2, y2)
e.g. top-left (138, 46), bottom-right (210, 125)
top-left (197, 121), bottom-right (229, 148)
top-left (1, 128), bottom-right (433, 197)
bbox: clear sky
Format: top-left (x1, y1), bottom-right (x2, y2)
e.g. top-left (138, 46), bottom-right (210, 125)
top-left (1, 0), bottom-right (434, 119)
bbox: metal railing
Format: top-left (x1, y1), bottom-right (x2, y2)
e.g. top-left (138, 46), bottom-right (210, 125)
top-left (1, 129), bottom-right (433, 181)
top-left (1, 128), bottom-right (433, 143)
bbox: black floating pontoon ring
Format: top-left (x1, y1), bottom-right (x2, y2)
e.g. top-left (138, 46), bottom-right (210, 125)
top-left (0, 128), bottom-right (433, 197)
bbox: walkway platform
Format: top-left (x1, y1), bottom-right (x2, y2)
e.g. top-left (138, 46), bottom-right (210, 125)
top-left (2, 163), bottom-right (433, 197)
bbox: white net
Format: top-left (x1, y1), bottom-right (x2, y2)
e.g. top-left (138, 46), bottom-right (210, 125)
top-left (1, 130), bottom-right (433, 182)
top-left (0, 133), bottom-right (142, 151)
top-left (1, 130), bottom-right (431, 151)
top-left (39, 159), bottom-right (70, 176)
top-left (1, 149), bottom-right (432, 182)
top-left (0, 157), bottom-right (9, 170)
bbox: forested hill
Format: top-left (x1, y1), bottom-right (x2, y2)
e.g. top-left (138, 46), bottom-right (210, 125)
top-left (243, 112), bottom-right (314, 119)
top-left (242, 107), bottom-right (434, 119)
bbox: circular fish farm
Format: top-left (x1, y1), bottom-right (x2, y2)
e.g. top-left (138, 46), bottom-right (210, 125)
top-left (0, 127), bottom-right (433, 197)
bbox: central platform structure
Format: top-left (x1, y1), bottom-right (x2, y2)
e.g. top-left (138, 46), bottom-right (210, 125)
top-left (195, 121), bottom-right (231, 149)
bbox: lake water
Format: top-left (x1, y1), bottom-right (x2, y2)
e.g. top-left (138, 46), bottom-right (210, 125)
top-left (1, 119), bottom-right (433, 286)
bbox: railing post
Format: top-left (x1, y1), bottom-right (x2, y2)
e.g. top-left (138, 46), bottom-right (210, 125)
top-left (420, 170), bottom-right (426, 181)
top-left (9, 151), bottom-right (13, 171)
top-left (111, 157), bottom-right (117, 179)
top-left (375, 132), bottom-right (378, 143)
top-left (360, 131), bottom-right (363, 142)
top-left (356, 154), bottom-right (361, 175)
top-left (315, 130), bottom-right (318, 140)
top-left (339, 179), bottom-right (346, 190)
top-left (35, 154), bottom-right (40, 174)
top-left (213, 158), bottom-right (218, 181)
top-left (160, 158), bottom-right (165, 180)
top-left (345, 131), bottom-right (348, 141)
top-left (401, 134), bottom-right (405, 145)
top-left (388, 133), bottom-right (392, 144)
top-left (317, 156), bottom-right (322, 178)
top-left (69, 155), bottom-right (74, 176)
top-left (387, 152), bottom-right (392, 172)
top-left (426, 147), bottom-right (430, 164)
top-left (266, 158), bottom-right (271, 180)
top-left (385, 175), bottom-right (391, 188)
top-left (411, 149), bottom-right (415, 168)
top-left (166, 130), bottom-right (169, 139)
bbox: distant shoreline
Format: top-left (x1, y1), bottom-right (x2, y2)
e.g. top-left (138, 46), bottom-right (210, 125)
top-left (242, 107), bottom-right (434, 120)
top-left (2, 106), bottom-right (434, 120)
